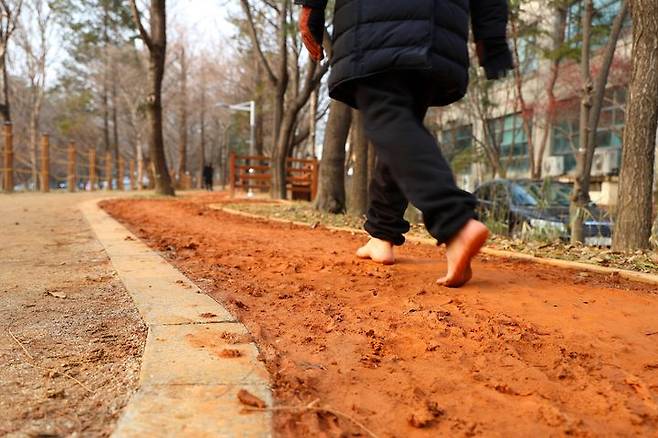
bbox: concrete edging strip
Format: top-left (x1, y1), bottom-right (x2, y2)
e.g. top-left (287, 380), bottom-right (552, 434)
top-left (80, 199), bottom-right (272, 437)
top-left (213, 204), bottom-right (658, 287)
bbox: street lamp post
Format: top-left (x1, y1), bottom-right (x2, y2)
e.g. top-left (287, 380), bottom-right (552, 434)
top-left (215, 100), bottom-right (257, 157)
top-left (216, 100), bottom-right (257, 196)
top-left (249, 100), bottom-right (256, 157)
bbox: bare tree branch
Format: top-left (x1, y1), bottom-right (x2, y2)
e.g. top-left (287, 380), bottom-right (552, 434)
top-left (1, 0), bottom-right (23, 39)
top-left (129, 0), bottom-right (153, 51)
top-left (261, 0), bottom-right (279, 13)
top-left (240, 0), bottom-right (277, 85)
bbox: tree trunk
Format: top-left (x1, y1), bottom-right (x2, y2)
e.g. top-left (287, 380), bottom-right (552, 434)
top-left (314, 100), bottom-right (352, 213)
top-left (272, 1), bottom-right (288, 150)
top-left (570, 0), bottom-right (594, 244)
top-left (102, 82), bottom-right (110, 158)
top-left (271, 68), bottom-right (322, 198)
top-left (571, 0), bottom-right (627, 243)
top-left (29, 112), bottom-right (38, 190)
top-left (111, 67), bottom-right (120, 181)
top-left (584, 2), bottom-right (628, 177)
top-left (0, 49), bottom-right (11, 123)
top-left (309, 89), bottom-right (318, 157)
top-left (349, 110), bottom-right (369, 216)
top-left (136, 129), bottom-right (144, 190)
top-left (145, 0), bottom-right (174, 196)
top-left (213, 117), bottom-right (222, 180)
top-left (613, 0), bottom-right (658, 251)
top-left (272, 80), bottom-right (287, 156)
top-left (200, 79), bottom-right (206, 172)
top-left (102, 3), bottom-right (111, 156)
top-left (272, 109), bottom-right (296, 199)
top-left (535, 91), bottom-right (557, 178)
top-left (178, 47), bottom-right (187, 181)
top-left (254, 57), bottom-right (264, 156)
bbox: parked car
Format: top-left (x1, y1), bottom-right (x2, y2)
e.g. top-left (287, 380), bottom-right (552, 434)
top-left (473, 179), bottom-right (613, 246)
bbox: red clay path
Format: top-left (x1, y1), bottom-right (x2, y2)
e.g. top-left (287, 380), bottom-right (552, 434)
top-left (103, 193), bottom-right (658, 437)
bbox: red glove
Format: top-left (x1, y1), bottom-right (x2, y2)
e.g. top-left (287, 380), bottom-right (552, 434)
top-left (299, 6), bottom-right (325, 62)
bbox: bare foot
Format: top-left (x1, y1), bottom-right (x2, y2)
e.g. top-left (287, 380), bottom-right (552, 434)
top-left (356, 238), bottom-right (396, 265)
top-left (437, 219), bottom-right (489, 288)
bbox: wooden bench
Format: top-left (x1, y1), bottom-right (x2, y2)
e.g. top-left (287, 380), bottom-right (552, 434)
top-left (229, 153), bottom-right (319, 201)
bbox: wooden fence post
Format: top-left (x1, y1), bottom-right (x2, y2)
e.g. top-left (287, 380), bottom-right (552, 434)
top-left (129, 159), bottom-right (135, 191)
top-left (137, 159), bottom-right (144, 191)
top-left (67, 142), bottom-right (76, 192)
top-left (311, 158), bottom-right (319, 201)
top-left (89, 149), bottom-right (97, 191)
top-left (3, 123), bottom-right (13, 193)
top-left (40, 134), bottom-right (49, 193)
top-left (105, 151), bottom-right (112, 190)
top-left (229, 152), bottom-right (236, 198)
top-left (118, 156), bottom-right (125, 191)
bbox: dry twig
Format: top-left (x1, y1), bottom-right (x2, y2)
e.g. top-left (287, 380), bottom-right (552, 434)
top-left (244, 399), bottom-right (379, 438)
top-left (8, 328), bottom-right (34, 360)
top-left (7, 328), bottom-right (95, 394)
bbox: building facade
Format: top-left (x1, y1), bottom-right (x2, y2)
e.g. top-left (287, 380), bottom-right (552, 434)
top-left (434, 0), bottom-right (657, 207)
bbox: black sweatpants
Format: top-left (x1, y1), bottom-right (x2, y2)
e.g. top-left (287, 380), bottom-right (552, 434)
top-left (354, 70), bottom-right (477, 246)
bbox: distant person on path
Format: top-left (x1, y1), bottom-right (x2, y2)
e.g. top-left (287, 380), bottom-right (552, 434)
top-left (297, 0), bottom-right (512, 287)
top-left (203, 164), bottom-right (214, 191)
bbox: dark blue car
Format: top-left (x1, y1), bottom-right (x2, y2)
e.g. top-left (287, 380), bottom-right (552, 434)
top-left (473, 179), bottom-right (613, 246)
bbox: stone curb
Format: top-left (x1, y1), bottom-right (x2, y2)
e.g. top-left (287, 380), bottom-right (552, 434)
top-left (213, 204), bottom-right (658, 287)
top-left (81, 199), bottom-right (273, 438)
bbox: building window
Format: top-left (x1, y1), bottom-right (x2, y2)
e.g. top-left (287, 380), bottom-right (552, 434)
top-left (566, 0), bottom-right (630, 49)
top-left (441, 125), bottom-right (472, 158)
top-left (550, 87), bottom-right (626, 172)
top-left (517, 34), bottom-right (539, 75)
top-left (440, 125), bottom-right (473, 174)
top-left (551, 116), bottom-right (579, 173)
top-left (487, 114), bottom-right (530, 173)
top-left (596, 87), bottom-right (625, 148)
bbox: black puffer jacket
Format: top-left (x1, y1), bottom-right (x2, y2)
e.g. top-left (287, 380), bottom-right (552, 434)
top-left (297, 0), bottom-right (509, 108)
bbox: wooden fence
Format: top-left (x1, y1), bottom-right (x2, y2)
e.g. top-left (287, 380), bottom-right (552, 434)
top-left (228, 153), bottom-right (319, 201)
top-left (0, 124), bottom-right (314, 197)
top-left (0, 124), bottom-right (146, 193)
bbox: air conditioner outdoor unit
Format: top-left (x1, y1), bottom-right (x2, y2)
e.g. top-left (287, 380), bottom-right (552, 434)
top-left (542, 156), bottom-right (565, 177)
top-left (592, 148), bottom-right (620, 176)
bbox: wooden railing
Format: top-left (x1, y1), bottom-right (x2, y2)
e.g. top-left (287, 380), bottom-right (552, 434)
top-left (0, 123), bottom-right (148, 193)
top-left (228, 153), bottom-right (319, 201)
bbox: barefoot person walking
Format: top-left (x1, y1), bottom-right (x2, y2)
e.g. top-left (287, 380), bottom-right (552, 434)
top-left (297, 0), bottom-right (512, 287)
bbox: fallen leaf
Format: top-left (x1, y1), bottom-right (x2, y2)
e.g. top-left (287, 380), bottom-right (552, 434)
top-left (47, 389), bottom-right (66, 399)
top-left (237, 389), bottom-right (266, 409)
top-left (46, 290), bottom-right (67, 299)
top-left (220, 349), bottom-right (242, 358)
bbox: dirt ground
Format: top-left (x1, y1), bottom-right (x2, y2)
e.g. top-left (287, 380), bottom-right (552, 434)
top-left (104, 192), bottom-right (658, 438)
top-left (0, 193), bottom-right (146, 437)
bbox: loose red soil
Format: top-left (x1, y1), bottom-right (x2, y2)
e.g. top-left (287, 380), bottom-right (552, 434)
top-left (103, 193), bottom-right (658, 437)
